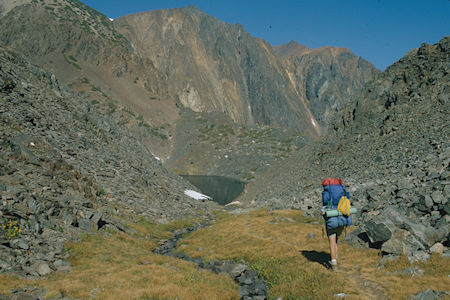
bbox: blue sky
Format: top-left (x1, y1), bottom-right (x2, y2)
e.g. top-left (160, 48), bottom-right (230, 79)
top-left (80, 0), bottom-right (449, 70)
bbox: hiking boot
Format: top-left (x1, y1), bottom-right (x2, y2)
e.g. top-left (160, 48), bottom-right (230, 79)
top-left (331, 263), bottom-right (338, 272)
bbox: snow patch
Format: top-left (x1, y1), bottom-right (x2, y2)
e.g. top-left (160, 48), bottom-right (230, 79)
top-left (311, 118), bottom-right (317, 127)
top-left (155, 157), bottom-right (161, 161)
top-left (109, 18), bottom-right (114, 21)
top-left (225, 201), bottom-right (241, 207)
top-left (184, 190), bottom-right (211, 200)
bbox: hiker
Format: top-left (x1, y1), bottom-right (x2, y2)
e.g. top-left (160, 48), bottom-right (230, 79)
top-left (321, 178), bottom-right (351, 271)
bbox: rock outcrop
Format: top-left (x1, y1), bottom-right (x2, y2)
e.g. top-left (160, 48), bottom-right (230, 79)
top-left (274, 41), bottom-right (378, 127)
top-left (0, 46), bottom-right (217, 276)
top-left (239, 36), bottom-right (449, 255)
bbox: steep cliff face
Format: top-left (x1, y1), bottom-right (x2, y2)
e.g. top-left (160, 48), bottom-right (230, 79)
top-left (114, 5), bottom-right (321, 136)
top-left (274, 41), bottom-right (379, 127)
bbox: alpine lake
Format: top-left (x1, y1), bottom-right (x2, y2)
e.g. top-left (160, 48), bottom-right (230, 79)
top-left (181, 175), bottom-right (246, 205)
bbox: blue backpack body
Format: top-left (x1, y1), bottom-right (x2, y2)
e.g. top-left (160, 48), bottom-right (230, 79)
top-left (322, 184), bottom-right (352, 230)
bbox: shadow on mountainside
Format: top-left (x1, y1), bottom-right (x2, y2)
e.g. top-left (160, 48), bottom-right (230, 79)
top-left (301, 250), bottom-right (331, 269)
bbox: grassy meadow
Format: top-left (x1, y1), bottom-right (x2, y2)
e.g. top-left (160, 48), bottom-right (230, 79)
top-left (0, 209), bottom-right (449, 299)
top-left (177, 209), bottom-right (449, 299)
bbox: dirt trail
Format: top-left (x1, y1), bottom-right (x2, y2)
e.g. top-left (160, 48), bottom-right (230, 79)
top-left (337, 265), bottom-right (387, 299)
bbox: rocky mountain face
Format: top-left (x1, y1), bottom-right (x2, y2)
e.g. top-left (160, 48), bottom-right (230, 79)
top-left (0, 46), bottom-right (218, 276)
top-left (274, 41), bottom-right (378, 127)
top-left (0, 0), bottom-right (178, 161)
top-left (239, 37), bottom-right (449, 256)
top-left (114, 6), bottom-right (314, 135)
top-left (114, 5), bottom-right (378, 136)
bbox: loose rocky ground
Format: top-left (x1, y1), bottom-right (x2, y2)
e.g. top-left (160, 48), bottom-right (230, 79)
top-left (167, 110), bottom-right (311, 181)
top-left (0, 46), bottom-right (218, 276)
top-left (239, 37), bottom-right (450, 257)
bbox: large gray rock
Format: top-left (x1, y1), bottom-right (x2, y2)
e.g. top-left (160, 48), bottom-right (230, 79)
top-left (431, 191), bottom-right (444, 204)
top-left (408, 251), bottom-right (431, 263)
top-left (381, 229), bottom-right (408, 254)
top-left (31, 261), bottom-right (52, 276)
top-left (78, 218), bottom-right (97, 232)
top-left (229, 263), bottom-right (249, 278)
top-left (429, 242), bottom-right (445, 254)
top-left (364, 221), bottom-right (392, 244)
top-left (417, 195), bottom-right (434, 211)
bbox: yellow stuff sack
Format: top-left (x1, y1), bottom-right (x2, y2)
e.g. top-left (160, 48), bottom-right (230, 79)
top-left (337, 196), bottom-right (351, 216)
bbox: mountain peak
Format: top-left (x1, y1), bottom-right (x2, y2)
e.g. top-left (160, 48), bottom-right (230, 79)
top-left (185, 4), bottom-right (200, 10)
top-left (273, 40), bottom-right (310, 57)
top-left (178, 4), bottom-right (204, 16)
top-left (0, 0), bottom-right (31, 17)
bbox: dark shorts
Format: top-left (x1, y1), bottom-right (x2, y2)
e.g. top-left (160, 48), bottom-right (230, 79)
top-left (326, 226), bottom-right (344, 237)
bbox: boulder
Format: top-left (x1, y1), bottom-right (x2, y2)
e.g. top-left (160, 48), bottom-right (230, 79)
top-left (408, 251), bottom-right (430, 263)
top-left (17, 239), bottom-right (29, 250)
top-left (31, 261), bottom-right (52, 276)
top-left (431, 191), bottom-right (445, 204)
top-left (78, 218), bottom-right (97, 232)
top-left (229, 263), bottom-right (248, 278)
top-left (381, 229), bottom-right (427, 254)
top-left (417, 195), bottom-right (434, 211)
top-left (429, 242), bottom-right (445, 254)
top-left (381, 230), bottom-right (407, 254)
top-left (364, 221), bottom-right (392, 244)
top-left (403, 267), bottom-right (425, 277)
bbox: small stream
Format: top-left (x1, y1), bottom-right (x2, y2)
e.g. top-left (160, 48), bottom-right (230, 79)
top-left (154, 222), bottom-right (267, 300)
top-left (181, 175), bottom-right (246, 205)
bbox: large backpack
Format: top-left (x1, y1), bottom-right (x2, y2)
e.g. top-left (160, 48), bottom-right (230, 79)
top-left (322, 178), bottom-right (352, 230)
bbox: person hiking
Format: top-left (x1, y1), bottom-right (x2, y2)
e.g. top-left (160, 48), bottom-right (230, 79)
top-left (321, 178), bottom-right (351, 271)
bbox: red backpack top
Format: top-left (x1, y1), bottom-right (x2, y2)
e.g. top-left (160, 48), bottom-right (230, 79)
top-left (321, 178), bottom-right (343, 187)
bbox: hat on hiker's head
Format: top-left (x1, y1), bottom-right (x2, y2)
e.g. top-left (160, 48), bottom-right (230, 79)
top-left (321, 178), bottom-right (343, 187)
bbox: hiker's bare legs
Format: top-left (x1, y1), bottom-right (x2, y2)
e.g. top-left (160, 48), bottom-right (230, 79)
top-left (329, 234), bottom-right (337, 261)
